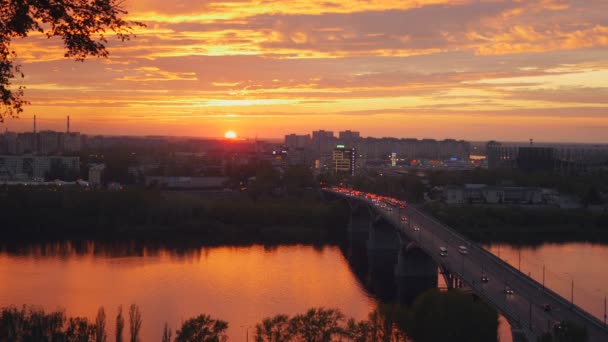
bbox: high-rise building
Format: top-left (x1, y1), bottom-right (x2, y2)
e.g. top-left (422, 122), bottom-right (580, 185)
top-left (284, 134), bottom-right (311, 149)
top-left (339, 130), bottom-right (360, 142)
top-left (333, 145), bottom-right (356, 176)
top-left (312, 130), bottom-right (336, 160)
top-left (390, 152), bottom-right (397, 167)
top-left (37, 130), bottom-right (61, 155)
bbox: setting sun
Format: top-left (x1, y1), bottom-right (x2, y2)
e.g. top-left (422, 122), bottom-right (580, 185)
top-left (224, 130), bottom-right (237, 139)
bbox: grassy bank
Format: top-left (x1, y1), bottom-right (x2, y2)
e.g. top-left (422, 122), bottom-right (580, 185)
top-left (0, 188), bottom-right (350, 244)
top-left (421, 202), bottom-right (608, 244)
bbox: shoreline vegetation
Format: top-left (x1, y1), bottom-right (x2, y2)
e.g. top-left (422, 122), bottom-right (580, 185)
top-left (2, 187), bottom-right (607, 245)
top-left (0, 290), bottom-right (500, 342)
top-left (0, 188), bottom-right (350, 244)
top-left (421, 202), bottom-right (608, 244)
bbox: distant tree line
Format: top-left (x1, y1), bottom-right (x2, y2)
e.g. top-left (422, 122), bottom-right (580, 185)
top-left (0, 187), bottom-right (349, 243)
top-left (422, 202), bottom-right (608, 244)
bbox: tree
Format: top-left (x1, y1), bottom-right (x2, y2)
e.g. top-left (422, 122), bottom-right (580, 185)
top-left (162, 322), bottom-right (172, 342)
top-left (95, 307), bottom-right (107, 342)
top-left (0, 0), bottom-right (142, 120)
top-left (116, 305), bottom-right (124, 342)
top-left (408, 289), bottom-right (498, 342)
top-left (65, 317), bottom-right (95, 341)
top-left (128, 304), bottom-right (142, 342)
top-left (288, 308), bottom-right (345, 342)
top-left (254, 314), bottom-right (292, 342)
top-left (175, 314), bottom-right (228, 342)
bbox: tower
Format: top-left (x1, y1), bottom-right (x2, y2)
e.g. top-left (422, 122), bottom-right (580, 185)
top-left (33, 115), bottom-right (36, 134)
top-left (67, 115), bottom-right (70, 133)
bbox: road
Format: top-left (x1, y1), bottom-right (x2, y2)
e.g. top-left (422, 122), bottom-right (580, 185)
top-left (328, 189), bottom-right (608, 342)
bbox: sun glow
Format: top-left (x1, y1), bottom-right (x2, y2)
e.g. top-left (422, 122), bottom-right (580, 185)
top-left (225, 130), bottom-right (237, 139)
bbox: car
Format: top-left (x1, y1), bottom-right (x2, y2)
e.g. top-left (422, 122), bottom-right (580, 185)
top-left (504, 286), bottom-right (514, 295)
top-left (553, 321), bottom-right (564, 331)
top-left (439, 247), bottom-right (448, 257)
top-left (413, 226), bottom-right (420, 231)
top-left (543, 304), bottom-right (552, 312)
top-left (481, 276), bottom-right (489, 283)
top-left (400, 216), bottom-right (407, 222)
top-left (458, 245), bottom-right (468, 255)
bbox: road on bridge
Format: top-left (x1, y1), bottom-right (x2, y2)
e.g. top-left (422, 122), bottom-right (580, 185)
top-left (327, 188), bottom-right (608, 342)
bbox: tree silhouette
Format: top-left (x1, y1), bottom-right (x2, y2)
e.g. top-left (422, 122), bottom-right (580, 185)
top-left (288, 308), bottom-right (345, 342)
top-left (95, 307), bottom-right (107, 342)
top-left (128, 304), bottom-right (142, 342)
top-left (162, 322), bottom-right (172, 342)
top-left (254, 314), bottom-right (292, 342)
top-left (115, 305), bottom-right (124, 342)
top-left (65, 316), bottom-right (95, 341)
top-left (407, 289), bottom-right (498, 342)
top-left (0, 0), bottom-right (142, 120)
top-left (175, 314), bottom-right (228, 342)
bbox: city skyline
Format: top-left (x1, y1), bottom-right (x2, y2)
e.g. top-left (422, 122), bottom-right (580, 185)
top-left (4, 0), bottom-right (608, 142)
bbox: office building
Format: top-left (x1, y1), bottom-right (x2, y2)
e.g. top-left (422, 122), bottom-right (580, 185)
top-left (333, 145), bottom-right (356, 176)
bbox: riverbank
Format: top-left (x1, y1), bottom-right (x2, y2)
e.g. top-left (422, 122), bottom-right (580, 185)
top-left (0, 188), bottom-right (350, 243)
top-left (421, 202), bottom-right (608, 244)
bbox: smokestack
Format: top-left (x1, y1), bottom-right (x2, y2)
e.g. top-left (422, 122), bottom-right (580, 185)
top-left (67, 115), bottom-right (70, 133)
top-left (33, 115), bottom-right (36, 134)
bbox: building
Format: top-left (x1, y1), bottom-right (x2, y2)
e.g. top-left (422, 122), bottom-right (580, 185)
top-left (145, 176), bottom-right (228, 189)
top-left (333, 145), bottom-right (356, 176)
top-left (88, 163), bottom-right (105, 186)
top-left (284, 134), bottom-right (311, 150)
top-left (338, 130), bottom-right (360, 147)
top-left (0, 155), bottom-right (80, 181)
top-left (487, 141), bottom-right (608, 175)
top-left (312, 130), bottom-right (336, 157)
top-left (443, 184), bottom-right (544, 205)
top-left (63, 132), bottom-right (82, 152)
top-left (37, 130), bottom-right (61, 155)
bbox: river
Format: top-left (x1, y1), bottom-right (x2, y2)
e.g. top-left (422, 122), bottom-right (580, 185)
top-left (1, 240), bottom-right (606, 341)
top-left (0, 242), bottom-right (376, 341)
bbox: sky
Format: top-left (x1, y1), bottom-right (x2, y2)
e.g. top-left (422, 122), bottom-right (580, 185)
top-left (3, 0), bottom-right (608, 142)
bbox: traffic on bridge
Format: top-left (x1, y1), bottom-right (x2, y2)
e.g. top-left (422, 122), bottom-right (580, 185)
top-left (324, 186), bottom-right (608, 342)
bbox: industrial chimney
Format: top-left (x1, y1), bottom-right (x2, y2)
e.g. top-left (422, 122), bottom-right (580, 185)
top-left (67, 115), bottom-right (70, 134)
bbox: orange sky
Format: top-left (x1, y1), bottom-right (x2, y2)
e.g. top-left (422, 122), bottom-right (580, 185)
top-left (2, 0), bottom-right (608, 142)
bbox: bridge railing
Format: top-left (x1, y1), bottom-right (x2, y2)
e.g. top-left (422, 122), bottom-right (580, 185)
top-left (377, 207), bottom-right (539, 339)
top-left (326, 189), bottom-right (608, 334)
top-left (406, 206), bottom-right (608, 333)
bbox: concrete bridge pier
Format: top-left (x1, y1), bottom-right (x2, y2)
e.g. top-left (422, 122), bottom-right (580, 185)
top-left (366, 216), bottom-right (400, 301)
top-left (395, 240), bottom-right (439, 305)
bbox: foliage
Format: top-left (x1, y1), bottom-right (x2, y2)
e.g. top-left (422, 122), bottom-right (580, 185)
top-left (128, 304), bottom-right (142, 342)
top-left (288, 308), bottom-right (345, 342)
top-left (0, 305), bottom-right (96, 341)
top-left (0, 188), bottom-right (350, 243)
top-left (175, 314), bottom-right (228, 342)
top-left (0, 0), bottom-right (142, 120)
top-left (95, 307), bottom-right (107, 342)
top-left (2, 295), bottom-right (501, 342)
top-left (422, 202), bottom-right (608, 243)
top-left (254, 314), bottom-right (292, 342)
top-left (407, 289), bottom-right (498, 342)
top-left (162, 322), bottom-right (172, 342)
top-left (116, 305), bottom-right (124, 342)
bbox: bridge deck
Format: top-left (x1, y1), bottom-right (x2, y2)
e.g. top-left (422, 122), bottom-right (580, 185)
top-left (327, 189), bottom-right (608, 342)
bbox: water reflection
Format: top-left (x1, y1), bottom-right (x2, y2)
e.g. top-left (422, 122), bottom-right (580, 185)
top-left (0, 241), bottom-right (375, 341)
top-left (0, 238), bottom-right (507, 341)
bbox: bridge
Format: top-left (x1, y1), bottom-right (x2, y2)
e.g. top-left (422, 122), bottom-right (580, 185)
top-left (324, 188), bottom-right (608, 342)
